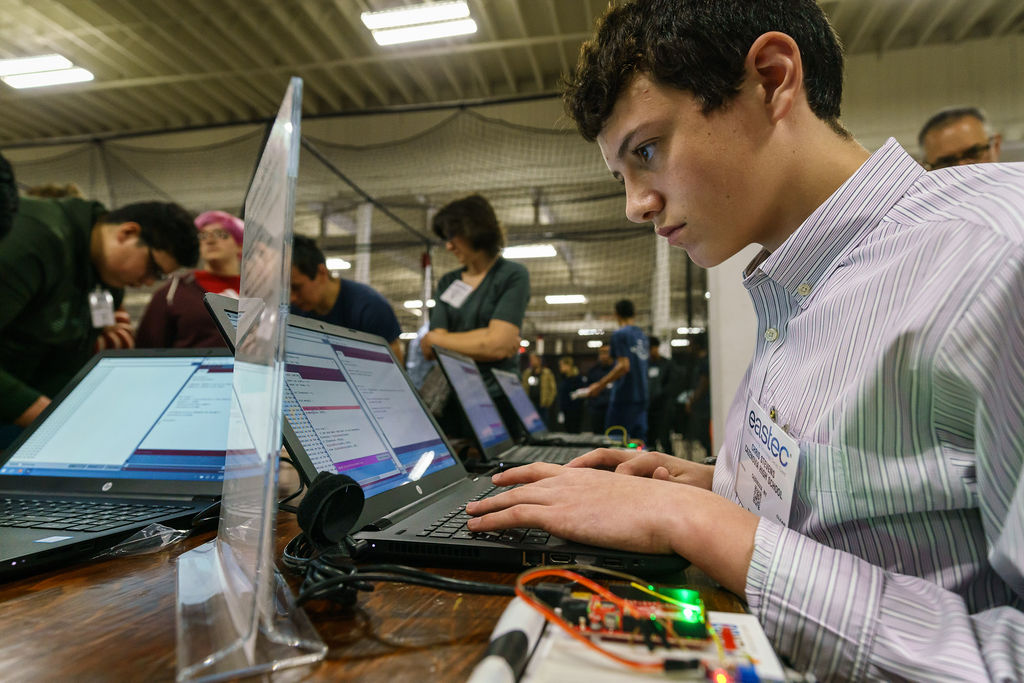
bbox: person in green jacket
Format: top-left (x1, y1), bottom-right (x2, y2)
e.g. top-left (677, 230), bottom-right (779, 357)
top-left (0, 197), bottom-right (198, 448)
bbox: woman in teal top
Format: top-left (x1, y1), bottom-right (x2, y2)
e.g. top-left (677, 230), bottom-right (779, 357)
top-left (422, 195), bottom-right (530, 437)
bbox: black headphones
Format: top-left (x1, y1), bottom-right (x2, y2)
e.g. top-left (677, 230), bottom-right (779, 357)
top-left (295, 471), bottom-right (365, 550)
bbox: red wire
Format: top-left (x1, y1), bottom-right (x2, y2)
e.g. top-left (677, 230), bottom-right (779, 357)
top-left (514, 567), bottom-right (665, 673)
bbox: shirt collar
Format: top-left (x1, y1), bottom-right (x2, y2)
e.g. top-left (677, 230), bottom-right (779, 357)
top-left (743, 138), bottom-right (925, 298)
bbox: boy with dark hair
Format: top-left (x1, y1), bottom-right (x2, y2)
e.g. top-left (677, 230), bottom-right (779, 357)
top-left (584, 299), bottom-right (649, 441)
top-left (288, 234), bottom-right (404, 363)
top-left (467, 1), bottom-right (1024, 679)
top-left (0, 197), bottom-right (198, 444)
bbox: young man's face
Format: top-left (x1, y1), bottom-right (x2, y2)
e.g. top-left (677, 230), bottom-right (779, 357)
top-left (289, 265), bottom-right (327, 311)
top-left (98, 223), bottom-right (178, 288)
top-left (198, 222), bottom-right (241, 264)
top-left (921, 115), bottom-right (1000, 170)
top-left (597, 73), bottom-right (782, 268)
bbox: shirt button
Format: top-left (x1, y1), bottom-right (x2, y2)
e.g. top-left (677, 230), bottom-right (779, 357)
top-left (764, 328), bottom-right (779, 342)
top-left (797, 282), bottom-right (812, 296)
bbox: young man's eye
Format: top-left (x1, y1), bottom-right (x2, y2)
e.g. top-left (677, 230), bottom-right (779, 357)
top-left (634, 143), bottom-right (654, 163)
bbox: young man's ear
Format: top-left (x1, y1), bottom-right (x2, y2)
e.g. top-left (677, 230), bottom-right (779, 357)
top-left (746, 31), bottom-right (802, 124)
top-left (315, 262), bottom-right (331, 281)
top-left (114, 221), bottom-right (142, 243)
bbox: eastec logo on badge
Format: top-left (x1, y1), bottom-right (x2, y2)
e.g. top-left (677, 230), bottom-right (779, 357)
top-left (747, 411), bottom-right (790, 466)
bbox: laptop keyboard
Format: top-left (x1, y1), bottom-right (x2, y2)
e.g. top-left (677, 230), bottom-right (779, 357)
top-left (416, 484), bottom-right (552, 546)
top-left (506, 445), bottom-right (573, 464)
top-left (0, 498), bottom-right (191, 532)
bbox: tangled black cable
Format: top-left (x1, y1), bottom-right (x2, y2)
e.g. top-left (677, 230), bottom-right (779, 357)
top-left (281, 532), bottom-right (514, 607)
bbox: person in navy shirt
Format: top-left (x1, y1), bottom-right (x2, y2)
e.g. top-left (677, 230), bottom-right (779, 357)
top-left (584, 299), bottom-right (649, 441)
top-left (289, 235), bottom-right (404, 363)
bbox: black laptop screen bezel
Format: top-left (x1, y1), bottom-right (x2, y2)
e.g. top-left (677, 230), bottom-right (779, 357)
top-left (433, 347), bottom-right (519, 462)
top-left (0, 348), bottom-right (231, 500)
top-left (490, 367), bottom-right (552, 439)
top-left (204, 293), bottom-right (472, 530)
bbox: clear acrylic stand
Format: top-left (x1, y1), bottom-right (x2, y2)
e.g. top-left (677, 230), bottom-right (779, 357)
top-left (175, 77), bottom-right (326, 682)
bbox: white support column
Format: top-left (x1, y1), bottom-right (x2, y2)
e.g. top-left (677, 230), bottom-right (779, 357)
top-left (651, 236), bottom-right (671, 338)
top-left (706, 244), bottom-right (760, 457)
top-left (423, 207), bottom-right (437, 317)
top-left (354, 202), bottom-right (373, 285)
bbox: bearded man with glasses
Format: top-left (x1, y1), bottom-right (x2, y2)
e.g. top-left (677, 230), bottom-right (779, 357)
top-left (919, 106), bottom-right (1003, 170)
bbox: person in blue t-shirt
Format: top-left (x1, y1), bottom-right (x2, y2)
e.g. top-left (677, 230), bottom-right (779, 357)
top-left (289, 235), bottom-right (404, 363)
top-left (583, 299), bottom-right (649, 441)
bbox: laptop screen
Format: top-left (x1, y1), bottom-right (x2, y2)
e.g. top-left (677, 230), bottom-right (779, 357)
top-left (228, 311), bottom-right (459, 499)
top-left (0, 355), bottom-right (232, 482)
top-left (491, 368), bottom-right (547, 436)
top-left (435, 350), bottom-right (511, 449)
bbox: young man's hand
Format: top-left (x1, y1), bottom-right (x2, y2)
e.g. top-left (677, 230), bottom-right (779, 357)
top-left (465, 462), bottom-right (759, 595)
top-left (566, 448), bottom-right (715, 489)
top-left (466, 463), bottom-right (690, 555)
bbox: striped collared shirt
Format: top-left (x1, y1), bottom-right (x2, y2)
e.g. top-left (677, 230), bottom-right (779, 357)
top-left (712, 139), bottom-right (1024, 681)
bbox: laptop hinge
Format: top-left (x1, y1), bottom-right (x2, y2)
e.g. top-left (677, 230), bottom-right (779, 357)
top-left (365, 476), bottom-right (480, 531)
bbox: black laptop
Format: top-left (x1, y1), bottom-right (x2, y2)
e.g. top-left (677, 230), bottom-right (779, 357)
top-left (204, 294), bottom-right (686, 576)
top-left (433, 347), bottom-right (597, 468)
top-left (0, 349), bottom-right (231, 580)
top-left (490, 367), bottom-right (621, 449)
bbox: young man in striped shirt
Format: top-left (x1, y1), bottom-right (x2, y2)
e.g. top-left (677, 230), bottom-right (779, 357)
top-left (466, 0), bottom-right (1024, 679)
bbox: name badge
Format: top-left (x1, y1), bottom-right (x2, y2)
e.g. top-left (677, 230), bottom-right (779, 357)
top-left (734, 394), bottom-right (800, 527)
top-left (439, 279), bottom-right (473, 309)
top-left (88, 287), bottom-right (116, 328)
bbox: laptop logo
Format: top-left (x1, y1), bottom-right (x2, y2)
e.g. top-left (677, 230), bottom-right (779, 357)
top-left (102, 482), bottom-right (113, 492)
top-left (35, 536), bottom-right (73, 543)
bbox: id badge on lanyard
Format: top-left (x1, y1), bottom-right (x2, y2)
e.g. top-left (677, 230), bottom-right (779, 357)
top-left (734, 393), bottom-right (800, 527)
top-left (439, 279), bottom-right (473, 309)
top-left (88, 286), bottom-right (116, 328)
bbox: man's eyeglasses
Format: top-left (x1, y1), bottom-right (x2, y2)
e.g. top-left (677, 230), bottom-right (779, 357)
top-left (146, 247), bottom-right (168, 282)
top-left (925, 138), bottom-right (994, 170)
top-left (198, 228), bottom-right (231, 242)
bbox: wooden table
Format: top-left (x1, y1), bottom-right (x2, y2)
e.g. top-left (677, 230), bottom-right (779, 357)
top-left (0, 468), bottom-right (745, 681)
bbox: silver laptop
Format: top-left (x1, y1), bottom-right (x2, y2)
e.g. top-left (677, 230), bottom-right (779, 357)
top-left (0, 349), bottom-right (231, 580)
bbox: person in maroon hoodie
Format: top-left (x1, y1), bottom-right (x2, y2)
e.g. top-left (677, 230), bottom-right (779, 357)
top-left (136, 210), bottom-right (242, 348)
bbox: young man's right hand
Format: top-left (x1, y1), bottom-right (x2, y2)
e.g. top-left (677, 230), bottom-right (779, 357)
top-left (566, 448), bottom-right (714, 490)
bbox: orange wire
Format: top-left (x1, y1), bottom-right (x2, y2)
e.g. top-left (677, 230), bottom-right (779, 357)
top-left (514, 567), bottom-right (664, 673)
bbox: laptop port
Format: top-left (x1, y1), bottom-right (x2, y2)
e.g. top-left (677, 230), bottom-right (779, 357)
top-left (548, 553), bottom-right (572, 564)
top-left (603, 557), bottom-right (624, 568)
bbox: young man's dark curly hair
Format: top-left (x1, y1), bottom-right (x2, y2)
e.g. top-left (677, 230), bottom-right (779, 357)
top-left (562, 0), bottom-right (850, 141)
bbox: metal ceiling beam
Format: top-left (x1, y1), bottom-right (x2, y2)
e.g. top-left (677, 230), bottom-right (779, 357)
top-left (915, 0), bottom-right (959, 47)
top-left (0, 32), bottom-right (592, 103)
top-left (954, 0), bottom-right (999, 42)
top-left (472, 1), bottom-right (519, 93)
top-left (510, 0), bottom-right (545, 91)
top-left (881, 0), bottom-right (928, 52)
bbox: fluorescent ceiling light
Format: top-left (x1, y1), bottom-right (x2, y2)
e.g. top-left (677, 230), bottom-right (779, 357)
top-left (0, 54), bottom-right (72, 77)
top-left (520, 340), bottom-right (530, 348)
top-left (670, 339), bottom-right (691, 347)
top-left (675, 326), bottom-right (705, 335)
top-left (586, 340), bottom-right (603, 349)
top-left (325, 257), bottom-right (351, 270)
top-left (399, 332), bottom-right (418, 340)
top-left (504, 243), bottom-right (557, 259)
top-left (545, 294), bottom-right (587, 305)
top-left (3, 67), bottom-right (93, 89)
top-left (371, 18), bottom-right (477, 46)
top-left (361, 1), bottom-right (470, 30)
top-left (403, 299), bottom-right (435, 309)
top-left (577, 328), bottom-right (604, 336)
